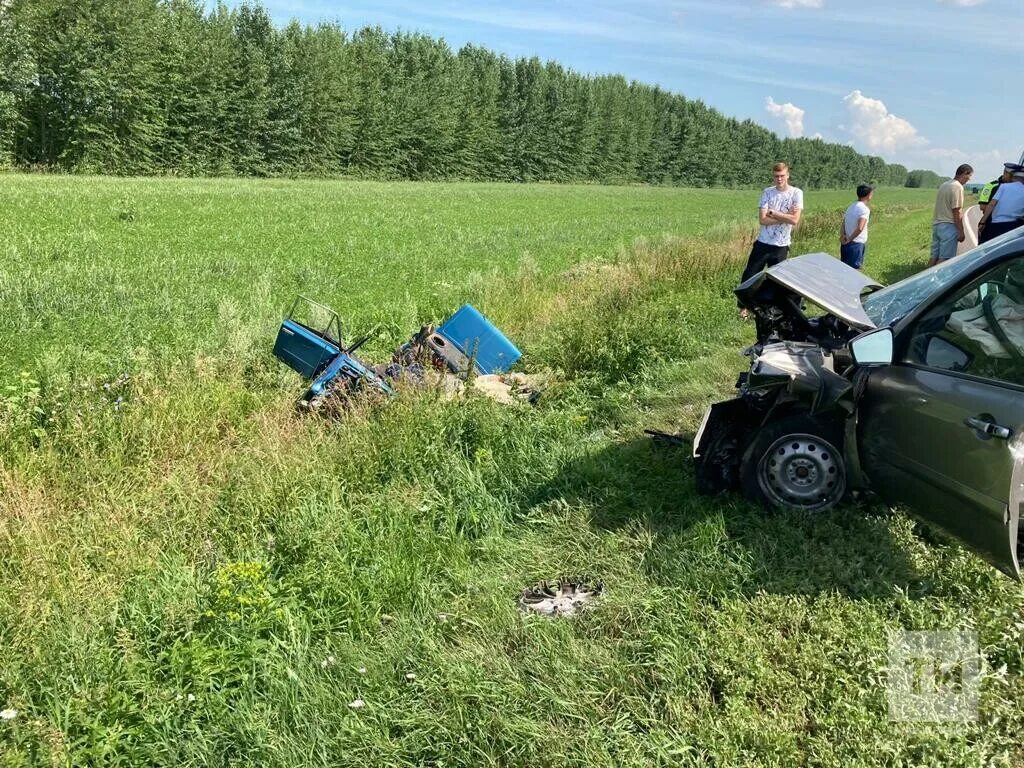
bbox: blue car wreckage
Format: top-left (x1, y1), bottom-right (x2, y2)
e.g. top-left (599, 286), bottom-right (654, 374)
top-left (273, 296), bottom-right (522, 406)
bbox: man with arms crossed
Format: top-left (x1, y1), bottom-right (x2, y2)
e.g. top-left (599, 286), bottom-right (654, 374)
top-left (739, 162), bottom-right (803, 318)
top-left (928, 164), bottom-right (973, 267)
top-left (840, 184), bottom-right (873, 270)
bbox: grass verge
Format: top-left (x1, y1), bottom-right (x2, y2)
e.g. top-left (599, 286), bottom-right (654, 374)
top-left (1, 187), bottom-right (1022, 766)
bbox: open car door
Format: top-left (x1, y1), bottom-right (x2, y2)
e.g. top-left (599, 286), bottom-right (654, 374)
top-left (857, 256), bottom-right (1024, 577)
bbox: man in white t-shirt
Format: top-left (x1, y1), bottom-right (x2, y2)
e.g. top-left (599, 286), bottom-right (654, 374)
top-left (738, 162), bottom-right (804, 317)
top-left (978, 170), bottom-right (1024, 243)
top-left (839, 184), bottom-right (873, 270)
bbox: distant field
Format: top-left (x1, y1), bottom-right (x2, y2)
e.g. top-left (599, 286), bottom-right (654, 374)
top-left (2, 177), bottom-right (1021, 767)
top-left (0, 175), bottom-right (933, 377)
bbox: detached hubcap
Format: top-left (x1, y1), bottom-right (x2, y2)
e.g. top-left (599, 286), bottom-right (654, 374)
top-left (758, 433), bottom-right (845, 511)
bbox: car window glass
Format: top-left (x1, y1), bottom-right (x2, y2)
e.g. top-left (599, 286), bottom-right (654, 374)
top-left (904, 256), bottom-right (1024, 386)
top-left (862, 236), bottom-right (1016, 327)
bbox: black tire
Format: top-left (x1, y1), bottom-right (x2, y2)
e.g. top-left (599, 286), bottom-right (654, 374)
top-left (739, 414), bottom-right (846, 512)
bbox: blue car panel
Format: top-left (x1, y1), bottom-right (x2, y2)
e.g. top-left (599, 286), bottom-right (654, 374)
top-left (437, 304), bottom-right (522, 374)
top-left (273, 319), bottom-right (340, 379)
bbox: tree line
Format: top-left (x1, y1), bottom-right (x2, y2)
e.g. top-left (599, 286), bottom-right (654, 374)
top-left (0, 0), bottom-right (937, 188)
top-left (904, 169), bottom-right (946, 188)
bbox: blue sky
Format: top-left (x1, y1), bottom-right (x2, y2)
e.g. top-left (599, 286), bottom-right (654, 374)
top-left (251, 0), bottom-right (1021, 180)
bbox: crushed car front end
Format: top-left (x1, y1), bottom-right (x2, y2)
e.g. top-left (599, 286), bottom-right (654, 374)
top-left (693, 252), bottom-right (881, 511)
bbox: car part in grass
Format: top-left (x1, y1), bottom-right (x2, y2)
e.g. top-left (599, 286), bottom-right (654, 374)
top-left (740, 415), bottom-right (846, 512)
top-left (273, 297), bottom-right (521, 406)
top-left (392, 305), bottom-right (522, 378)
top-left (272, 295), bottom-right (394, 403)
top-left (518, 578), bottom-right (604, 617)
top-left (644, 429), bottom-right (689, 447)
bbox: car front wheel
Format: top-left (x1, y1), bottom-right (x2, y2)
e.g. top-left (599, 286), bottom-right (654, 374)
top-left (740, 415), bottom-right (846, 512)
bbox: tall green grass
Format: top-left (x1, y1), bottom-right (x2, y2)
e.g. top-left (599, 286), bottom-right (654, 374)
top-left (0, 175), bottom-right (932, 376)
top-left (1, 178), bottom-right (1021, 766)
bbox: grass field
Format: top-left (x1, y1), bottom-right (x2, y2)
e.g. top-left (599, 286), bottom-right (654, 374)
top-left (1, 175), bottom-right (1022, 766)
top-left (1, 176), bottom-right (932, 376)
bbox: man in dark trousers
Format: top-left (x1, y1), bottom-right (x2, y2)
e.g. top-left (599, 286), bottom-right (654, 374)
top-left (840, 184), bottom-right (874, 270)
top-left (978, 169), bottom-right (1024, 243)
top-left (738, 162), bottom-right (803, 319)
top-left (978, 162), bottom-right (1023, 218)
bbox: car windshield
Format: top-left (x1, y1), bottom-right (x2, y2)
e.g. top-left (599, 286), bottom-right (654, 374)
top-left (861, 236), bottom-right (1017, 327)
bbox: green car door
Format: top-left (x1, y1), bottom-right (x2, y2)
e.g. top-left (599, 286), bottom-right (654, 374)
top-left (858, 256), bottom-right (1024, 577)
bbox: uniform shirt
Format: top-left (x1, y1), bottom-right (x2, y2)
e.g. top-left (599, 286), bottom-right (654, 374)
top-left (843, 201), bottom-right (870, 243)
top-left (933, 179), bottom-right (964, 225)
top-left (990, 182), bottom-right (1024, 223)
top-left (757, 185), bottom-right (803, 247)
top-left (978, 178), bottom-right (1002, 206)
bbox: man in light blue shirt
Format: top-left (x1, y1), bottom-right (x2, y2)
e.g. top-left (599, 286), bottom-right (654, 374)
top-left (978, 170), bottom-right (1024, 243)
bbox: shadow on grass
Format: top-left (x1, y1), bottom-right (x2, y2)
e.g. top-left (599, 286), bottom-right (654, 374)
top-left (531, 436), bottom-right (917, 599)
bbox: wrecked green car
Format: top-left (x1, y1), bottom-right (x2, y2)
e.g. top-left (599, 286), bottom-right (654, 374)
top-left (694, 229), bottom-right (1024, 577)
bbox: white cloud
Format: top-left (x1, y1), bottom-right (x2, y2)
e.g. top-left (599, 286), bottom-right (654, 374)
top-left (922, 147), bottom-right (971, 161)
top-left (841, 90), bottom-right (926, 153)
top-left (908, 146), bottom-right (1004, 177)
top-left (769, 0), bottom-right (823, 7)
top-left (939, 0), bottom-right (986, 6)
top-left (835, 90), bottom-right (1005, 177)
top-left (765, 97), bottom-right (805, 138)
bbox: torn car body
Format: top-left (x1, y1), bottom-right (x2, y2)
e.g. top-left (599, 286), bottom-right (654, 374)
top-left (694, 237), bottom-right (1024, 578)
top-left (272, 296), bottom-right (522, 406)
top-left (272, 296), bottom-right (395, 404)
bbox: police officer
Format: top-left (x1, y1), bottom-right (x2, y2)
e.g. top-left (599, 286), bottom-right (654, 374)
top-left (979, 162), bottom-right (1023, 216)
top-left (978, 169), bottom-right (1024, 244)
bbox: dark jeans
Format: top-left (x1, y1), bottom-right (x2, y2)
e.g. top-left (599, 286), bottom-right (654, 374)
top-left (741, 240), bottom-right (789, 282)
top-left (840, 241), bottom-right (866, 269)
top-left (738, 240), bottom-right (789, 307)
top-left (979, 220), bottom-right (1024, 244)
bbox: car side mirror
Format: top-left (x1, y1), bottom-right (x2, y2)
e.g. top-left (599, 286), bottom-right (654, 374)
top-left (850, 327), bottom-right (894, 367)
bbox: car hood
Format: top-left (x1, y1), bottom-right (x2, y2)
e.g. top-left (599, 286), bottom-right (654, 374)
top-left (736, 252), bottom-right (883, 330)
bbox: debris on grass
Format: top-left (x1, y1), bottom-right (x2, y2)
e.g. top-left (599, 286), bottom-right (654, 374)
top-left (273, 298), bottom-right (544, 410)
top-left (471, 372), bottom-right (545, 405)
top-left (518, 577), bottom-right (604, 618)
top-left (644, 428), bottom-right (690, 448)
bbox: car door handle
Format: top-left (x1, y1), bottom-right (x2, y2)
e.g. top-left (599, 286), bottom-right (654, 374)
top-left (964, 416), bottom-right (1013, 440)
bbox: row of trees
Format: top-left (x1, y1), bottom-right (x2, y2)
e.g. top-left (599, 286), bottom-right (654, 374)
top-left (0, 0), bottom-right (930, 187)
top-left (905, 169), bottom-right (947, 188)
